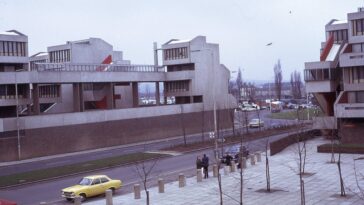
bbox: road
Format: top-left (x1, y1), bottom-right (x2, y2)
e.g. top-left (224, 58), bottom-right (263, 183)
top-left (0, 130), bottom-right (296, 205)
top-left (0, 110), bottom-right (294, 177)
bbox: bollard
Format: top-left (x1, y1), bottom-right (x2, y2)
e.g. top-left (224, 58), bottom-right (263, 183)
top-left (197, 169), bottom-right (202, 182)
top-left (224, 165), bottom-right (230, 175)
top-left (242, 157), bottom-right (247, 169)
top-left (256, 152), bottom-right (262, 162)
top-left (213, 164), bottom-right (218, 177)
top-left (250, 155), bottom-right (256, 165)
top-left (105, 189), bottom-right (113, 205)
top-left (134, 184), bottom-right (141, 199)
top-left (231, 161), bottom-right (236, 172)
top-left (74, 196), bottom-right (82, 205)
top-left (158, 178), bottom-right (165, 193)
top-left (179, 173), bottom-right (186, 187)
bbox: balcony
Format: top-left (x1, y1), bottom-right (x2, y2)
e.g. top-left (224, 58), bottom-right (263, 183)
top-left (304, 68), bottom-right (340, 93)
top-left (339, 52), bottom-right (364, 67)
top-left (334, 91), bottom-right (364, 118)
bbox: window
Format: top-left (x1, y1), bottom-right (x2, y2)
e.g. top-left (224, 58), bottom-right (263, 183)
top-left (163, 47), bottom-right (188, 60)
top-left (304, 68), bottom-right (339, 81)
top-left (100, 177), bottom-right (109, 183)
top-left (348, 67), bottom-right (364, 83)
top-left (353, 19), bottom-right (364, 36)
top-left (49, 49), bottom-right (71, 62)
top-left (0, 41), bottom-right (26, 56)
top-left (91, 178), bottom-right (101, 185)
top-left (164, 80), bottom-right (190, 92)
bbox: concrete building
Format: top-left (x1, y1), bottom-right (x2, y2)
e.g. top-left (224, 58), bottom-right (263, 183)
top-left (0, 34), bottom-right (236, 161)
top-left (304, 8), bottom-right (364, 143)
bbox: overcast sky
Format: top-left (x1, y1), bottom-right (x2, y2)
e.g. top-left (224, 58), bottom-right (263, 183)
top-left (0, 0), bottom-right (363, 82)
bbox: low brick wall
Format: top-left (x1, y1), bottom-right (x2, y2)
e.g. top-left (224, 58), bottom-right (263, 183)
top-left (0, 109), bottom-right (233, 162)
top-left (317, 144), bottom-right (364, 154)
top-left (270, 129), bottom-right (320, 156)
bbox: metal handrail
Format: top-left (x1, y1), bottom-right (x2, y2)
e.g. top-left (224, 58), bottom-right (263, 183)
top-left (34, 63), bottom-right (166, 72)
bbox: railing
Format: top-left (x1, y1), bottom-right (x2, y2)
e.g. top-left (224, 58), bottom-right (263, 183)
top-left (34, 63), bottom-right (166, 72)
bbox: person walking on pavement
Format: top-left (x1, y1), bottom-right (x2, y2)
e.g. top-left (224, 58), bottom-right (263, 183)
top-left (202, 154), bottom-right (209, 179)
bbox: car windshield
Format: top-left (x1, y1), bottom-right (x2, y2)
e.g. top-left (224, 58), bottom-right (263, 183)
top-left (78, 177), bottom-right (92, 185)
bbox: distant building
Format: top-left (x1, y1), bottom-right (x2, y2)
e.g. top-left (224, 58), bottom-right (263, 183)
top-left (0, 34), bottom-right (235, 161)
top-left (304, 7), bottom-right (364, 143)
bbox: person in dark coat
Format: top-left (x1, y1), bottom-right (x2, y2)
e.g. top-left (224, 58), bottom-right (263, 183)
top-left (202, 154), bottom-right (209, 178)
top-left (196, 156), bottom-right (203, 170)
top-left (225, 153), bottom-right (233, 166)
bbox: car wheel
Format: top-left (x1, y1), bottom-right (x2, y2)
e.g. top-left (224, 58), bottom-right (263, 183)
top-left (110, 187), bottom-right (116, 194)
top-left (66, 198), bottom-right (72, 202)
top-left (79, 193), bottom-right (86, 202)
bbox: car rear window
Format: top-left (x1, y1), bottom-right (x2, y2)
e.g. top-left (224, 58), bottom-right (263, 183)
top-left (100, 177), bottom-right (109, 183)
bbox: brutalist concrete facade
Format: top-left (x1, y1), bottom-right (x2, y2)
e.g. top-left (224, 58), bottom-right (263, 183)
top-left (0, 34), bottom-right (236, 161)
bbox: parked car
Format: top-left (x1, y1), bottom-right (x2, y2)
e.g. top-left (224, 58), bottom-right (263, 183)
top-left (248, 118), bottom-right (264, 128)
top-left (61, 175), bottom-right (122, 202)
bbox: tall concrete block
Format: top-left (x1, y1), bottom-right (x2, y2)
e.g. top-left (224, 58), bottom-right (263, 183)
top-left (132, 82), bottom-right (139, 107)
top-left (256, 152), bottom-right (262, 162)
top-left (250, 155), bottom-right (256, 165)
top-left (155, 82), bottom-right (160, 105)
top-left (105, 189), bottom-right (113, 205)
top-left (74, 196), bottom-right (82, 205)
top-left (242, 157), bottom-right (247, 169)
top-left (213, 164), bottom-right (218, 177)
top-left (224, 165), bottom-right (230, 175)
top-left (231, 161), bottom-right (236, 172)
top-left (197, 169), bottom-right (202, 182)
top-left (32, 83), bottom-right (40, 115)
top-left (179, 173), bottom-right (186, 187)
top-left (158, 178), bottom-right (164, 193)
top-left (134, 184), bottom-right (141, 199)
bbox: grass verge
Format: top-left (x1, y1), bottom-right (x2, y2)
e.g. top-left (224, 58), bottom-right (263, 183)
top-left (268, 108), bottom-right (323, 120)
top-left (0, 152), bottom-right (168, 188)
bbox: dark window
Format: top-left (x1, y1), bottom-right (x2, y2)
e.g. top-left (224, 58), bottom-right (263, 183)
top-left (100, 177), bottom-right (109, 183)
top-left (92, 178), bottom-right (101, 185)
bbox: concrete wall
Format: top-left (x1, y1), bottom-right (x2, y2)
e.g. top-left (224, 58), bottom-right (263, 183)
top-left (0, 109), bottom-right (233, 162)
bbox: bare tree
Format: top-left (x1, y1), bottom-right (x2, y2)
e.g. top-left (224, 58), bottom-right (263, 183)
top-left (265, 137), bottom-right (271, 192)
top-left (336, 127), bottom-right (346, 197)
top-left (134, 154), bottom-right (159, 205)
top-left (274, 60), bottom-right (283, 101)
top-left (236, 68), bottom-right (243, 102)
top-left (290, 70), bottom-right (302, 99)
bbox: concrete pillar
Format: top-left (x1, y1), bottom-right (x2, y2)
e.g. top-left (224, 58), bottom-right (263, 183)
top-left (224, 165), bottom-right (230, 175)
top-left (242, 157), bottom-right (247, 169)
top-left (74, 196), bottom-right (82, 205)
top-left (158, 178), bottom-right (164, 193)
top-left (164, 96), bottom-right (168, 105)
top-left (213, 164), bottom-right (218, 177)
top-left (231, 161), bottom-right (236, 172)
top-left (256, 152), bottom-right (262, 162)
top-left (178, 173), bottom-right (186, 187)
top-left (132, 82), bottom-right (139, 107)
top-left (105, 189), bottom-right (113, 205)
top-left (197, 169), bottom-right (202, 182)
top-left (134, 184), bottom-right (141, 199)
top-left (105, 83), bottom-right (114, 109)
top-left (155, 82), bottom-right (160, 105)
top-left (73, 83), bottom-right (84, 112)
top-left (32, 84), bottom-right (40, 115)
top-left (250, 155), bottom-right (256, 165)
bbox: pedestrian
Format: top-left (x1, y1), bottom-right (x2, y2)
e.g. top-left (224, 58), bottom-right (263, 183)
top-left (196, 156), bottom-right (203, 171)
top-left (225, 153), bottom-right (233, 166)
top-left (202, 154), bottom-right (209, 179)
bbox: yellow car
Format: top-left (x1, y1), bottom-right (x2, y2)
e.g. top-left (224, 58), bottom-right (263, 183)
top-left (61, 175), bottom-right (122, 201)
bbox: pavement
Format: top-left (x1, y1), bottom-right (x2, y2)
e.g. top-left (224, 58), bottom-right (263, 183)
top-left (84, 137), bottom-right (364, 205)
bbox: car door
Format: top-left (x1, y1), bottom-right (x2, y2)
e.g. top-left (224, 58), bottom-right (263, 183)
top-left (90, 178), bottom-right (103, 196)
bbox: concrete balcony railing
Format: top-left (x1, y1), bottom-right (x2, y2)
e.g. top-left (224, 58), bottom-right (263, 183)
top-left (305, 80), bottom-right (338, 93)
top-left (335, 103), bottom-right (364, 118)
top-left (339, 52), bottom-right (364, 67)
top-left (35, 63), bottom-right (166, 73)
